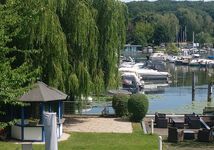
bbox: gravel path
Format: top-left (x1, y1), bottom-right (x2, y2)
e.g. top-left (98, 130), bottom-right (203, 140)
top-left (63, 116), bottom-right (132, 133)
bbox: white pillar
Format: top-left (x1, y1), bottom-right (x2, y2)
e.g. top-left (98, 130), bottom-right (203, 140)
top-left (159, 136), bottom-right (162, 150)
top-left (151, 119), bottom-right (154, 134)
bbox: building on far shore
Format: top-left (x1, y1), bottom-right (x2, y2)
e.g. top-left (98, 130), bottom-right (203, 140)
top-left (122, 44), bottom-right (142, 57)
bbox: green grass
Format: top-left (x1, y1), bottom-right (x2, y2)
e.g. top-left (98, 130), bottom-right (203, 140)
top-left (163, 140), bottom-right (214, 150)
top-left (0, 123), bottom-right (158, 150)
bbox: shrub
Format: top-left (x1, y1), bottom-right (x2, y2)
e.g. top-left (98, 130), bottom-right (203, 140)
top-left (112, 94), bottom-right (129, 117)
top-left (128, 94), bottom-right (148, 122)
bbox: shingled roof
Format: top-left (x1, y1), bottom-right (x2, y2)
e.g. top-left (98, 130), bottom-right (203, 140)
top-left (20, 81), bottom-right (68, 102)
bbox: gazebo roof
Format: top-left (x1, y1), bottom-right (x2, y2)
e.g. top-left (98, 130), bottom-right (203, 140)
top-left (20, 81), bottom-right (68, 102)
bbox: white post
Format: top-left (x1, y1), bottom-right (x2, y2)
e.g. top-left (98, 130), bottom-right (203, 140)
top-left (151, 119), bottom-right (154, 134)
top-left (159, 136), bottom-right (162, 150)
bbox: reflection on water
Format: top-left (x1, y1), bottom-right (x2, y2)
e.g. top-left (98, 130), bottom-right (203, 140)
top-left (148, 64), bottom-right (214, 114)
top-left (167, 63), bottom-right (213, 86)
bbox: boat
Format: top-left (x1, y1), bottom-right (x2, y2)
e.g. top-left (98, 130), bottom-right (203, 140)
top-left (137, 68), bottom-right (170, 80)
top-left (167, 55), bottom-right (177, 63)
top-left (192, 53), bottom-right (200, 58)
top-left (189, 59), bottom-right (200, 66)
top-left (150, 52), bottom-right (166, 61)
top-left (208, 56), bottom-right (214, 60)
top-left (198, 59), bottom-right (214, 67)
top-left (175, 56), bottom-right (191, 65)
top-left (119, 66), bottom-right (170, 81)
top-left (121, 72), bottom-right (144, 93)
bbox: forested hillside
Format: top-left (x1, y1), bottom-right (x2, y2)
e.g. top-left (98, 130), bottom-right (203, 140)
top-left (126, 0), bottom-right (214, 46)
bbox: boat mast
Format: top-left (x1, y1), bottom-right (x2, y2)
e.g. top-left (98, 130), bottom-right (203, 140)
top-left (192, 31), bottom-right (195, 48)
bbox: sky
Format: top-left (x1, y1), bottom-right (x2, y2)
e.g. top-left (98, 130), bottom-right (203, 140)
top-left (121, 0), bottom-right (213, 2)
top-left (121, 0), bottom-right (141, 2)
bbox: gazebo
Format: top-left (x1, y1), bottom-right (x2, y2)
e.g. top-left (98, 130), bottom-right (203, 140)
top-left (11, 81), bottom-right (67, 142)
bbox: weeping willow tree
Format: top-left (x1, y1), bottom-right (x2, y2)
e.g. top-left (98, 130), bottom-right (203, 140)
top-left (9, 0), bottom-right (127, 99)
top-left (15, 0), bottom-right (69, 91)
top-left (0, 0), bottom-right (128, 118)
top-left (60, 0), bottom-right (102, 97)
top-left (93, 0), bottom-right (128, 89)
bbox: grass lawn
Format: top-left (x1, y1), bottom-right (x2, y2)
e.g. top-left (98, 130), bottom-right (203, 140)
top-left (0, 123), bottom-right (158, 150)
top-left (163, 140), bottom-right (214, 150)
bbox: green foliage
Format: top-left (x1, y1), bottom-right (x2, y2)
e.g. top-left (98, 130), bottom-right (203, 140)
top-left (3, 0), bottom-right (127, 98)
top-left (127, 1), bottom-right (214, 45)
top-left (133, 22), bottom-right (154, 46)
top-left (112, 94), bottom-right (129, 117)
top-left (166, 43), bottom-right (179, 55)
top-left (16, 0), bottom-right (69, 91)
top-left (128, 94), bottom-right (148, 122)
top-left (0, 0), bottom-right (128, 121)
top-left (93, 0), bottom-right (128, 90)
top-left (0, 0), bottom-right (38, 127)
top-left (196, 32), bottom-right (214, 44)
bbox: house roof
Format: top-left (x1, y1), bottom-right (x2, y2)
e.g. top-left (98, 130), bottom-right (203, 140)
top-left (20, 81), bottom-right (68, 102)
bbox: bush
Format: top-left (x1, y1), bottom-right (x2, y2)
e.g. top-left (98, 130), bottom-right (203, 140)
top-left (128, 94), bottom-right (148, 122)
top-left (112, 94), bottom-right (129, 117)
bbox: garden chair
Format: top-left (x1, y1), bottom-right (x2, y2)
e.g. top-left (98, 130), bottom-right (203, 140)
top-left (155, 112), bottom-right (168, 128)
top-left (168, 127), bottom-right (184, 142)
top-left (197, 127), bottom-right (214, 142)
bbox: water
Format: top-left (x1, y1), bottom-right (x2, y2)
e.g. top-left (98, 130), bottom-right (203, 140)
top-left (148, 64), bottom-right (214, 114)
top-left (83, 51), bottom-right (214, 115)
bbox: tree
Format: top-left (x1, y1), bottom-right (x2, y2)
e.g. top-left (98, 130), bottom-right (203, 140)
top-left (16, 0), bottom-right (69, 91)
top-left (196, 32), bottom-right (214, 45)
top-left (93, 0), bottom-right (128, 89)
top-left (0, 0), bottom-right (128, 119)
top-left (166, 43), bottom-right (179, 55)
top-left (126, 1), bottom-right (214, 45)
top-left (133, 21), bottom-right (154, 46)
top-left (0, 0), bottom-right (37, 128)
top-left (153, 13), bottom-right (179, 45)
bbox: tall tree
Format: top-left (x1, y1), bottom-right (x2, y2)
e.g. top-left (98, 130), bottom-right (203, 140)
top-left (133, 21), bottom-right (154, 46)
top-left (60, 0), bottom-right (99, 96)
top-left (0, 0), bottom-right (37, 128)
top-left (15, 0), bottom-right (69, 91)
top-left (93, 0), bottom-right (128, 89)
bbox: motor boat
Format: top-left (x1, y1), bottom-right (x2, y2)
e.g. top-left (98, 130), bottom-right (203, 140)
top-left (150, 52), bottom-right (166, 61)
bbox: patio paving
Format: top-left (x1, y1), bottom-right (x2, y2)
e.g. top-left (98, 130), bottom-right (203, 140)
top-left (63, 116), bottom-right (133, 133)
top-left (144, 116), bottom-right (214, 150)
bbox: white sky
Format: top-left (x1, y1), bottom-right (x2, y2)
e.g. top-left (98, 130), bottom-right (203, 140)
top-left (121, 0), bottom-right (213, 2)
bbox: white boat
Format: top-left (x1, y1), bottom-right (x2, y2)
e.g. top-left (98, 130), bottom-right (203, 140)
top-left (192, 53), bottom-right (200, 58)
top-left (167, 55), bottom-right (177, 63)
top-left (137, 68), bottom-right (170, 80)
top-left (132, 63), bottom-right (145, 69)
top-left (119, 67), bottom-right (170, 81)
top-left (121, 72), bottom-right (144, 93)
top-left (150, 52), bottom-right (166, 61)
top-left (189, 59), bottom-right (200, 66)
top-left (121, 72), bottom-right (144, 87)
top-left (198, 59), bottom-right (214, 67)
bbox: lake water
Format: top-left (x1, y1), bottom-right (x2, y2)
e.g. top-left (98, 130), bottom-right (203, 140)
top-left (148, 63), bottom-right (214, 114)
top-left (83, 51), bottom-right (214, 115)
